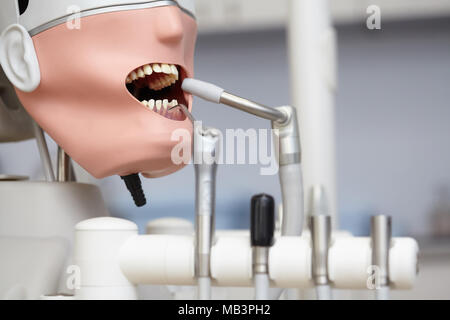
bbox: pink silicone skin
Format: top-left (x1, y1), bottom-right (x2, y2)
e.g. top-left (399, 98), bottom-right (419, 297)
top-left (16, 6), bottom-right (197, 179)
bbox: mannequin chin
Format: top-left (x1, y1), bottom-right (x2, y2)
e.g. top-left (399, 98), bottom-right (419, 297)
top-left (15, 6), bottom-right (197, 179)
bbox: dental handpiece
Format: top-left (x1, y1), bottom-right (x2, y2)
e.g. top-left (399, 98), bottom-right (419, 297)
top-left (251, 194), bottom-right (275, 300)
top-left (182, 79), bottom-right (304, 237)
top-left (195, 126), bottom-right (220, 300)
top-left (171, 104), bottom-right (221, 300)
top-left (182, 78), bottom-right (288, 124)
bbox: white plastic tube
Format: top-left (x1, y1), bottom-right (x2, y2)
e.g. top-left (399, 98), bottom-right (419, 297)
top-left (119, 236), bottom-right (418, 290)
top-left (279, 163), bottom-right (304, 236)
top-left (210, 235), bottom-right (253, 287)
top-left (119, 235), bottom-right (417, 289)
top-left (269, 236), bottom-right (313, 288)
top-left (182, 78), bottom-right (224, 104)
top-left (74, 219), bottom-right (418, 292)
top-left (119, 234), bottom-right (195, 286)
top-left (288, 0), bottom-right (338, 224)
top-left (74, 218), bottom-right (139, 300)
top-left (328, 237), bottom-right (419, 289)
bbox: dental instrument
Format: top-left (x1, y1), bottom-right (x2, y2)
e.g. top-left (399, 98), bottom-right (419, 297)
top-left (57, 147), bottom-right (71, 182)
top-left (251, 194), bottom-right (276, 300)
top-left (0, 0), bottom-right (423, 301)
top-left (309, 214), bottom-right (332, 300)
top-left (371, 215), bottom-right (392, 300)
top-left (171, 104), bottom-right (221, 300)
top-left (182, 78), bottom-right (304, 237)
top-left (194, 125), bottom-right (220, 300)
top-left (182, 79), bottom-right (287, 123)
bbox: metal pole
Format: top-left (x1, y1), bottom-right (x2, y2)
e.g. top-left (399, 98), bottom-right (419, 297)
top-left (371, 215), bottom-right (392, 300)
top-left (32, 122), bottom-right (55, 182)
top-left (57, 146), bottom-right (70, 182)
top-left (288, 0), bottom-right (338, 226)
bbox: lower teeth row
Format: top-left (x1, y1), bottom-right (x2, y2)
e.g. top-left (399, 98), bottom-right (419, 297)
top-left (141, 99), bottom-right (178, 113)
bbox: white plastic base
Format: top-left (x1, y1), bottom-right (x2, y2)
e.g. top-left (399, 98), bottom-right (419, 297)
top-left (73, 217), bottom-right (419, 299)
top-left (0, 182), bottom-right (109, 299)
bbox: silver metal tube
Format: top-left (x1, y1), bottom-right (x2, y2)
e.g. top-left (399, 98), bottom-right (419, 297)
top-left (32, 122), bottom-right (55, 182)
top-left (253, 247), bottom-right (270, 300)
top-left (310, 215), bottom-right (332, 286)
top-left (196, 214), bottom-right (214, 278)
top-left (220, 92), bottom-right (289, 124)
top-left (252, 247), bottom-right (269, 275)
top-left (57, 146), bottom-right (70, 182)
top-left (307, 185), bottom-right (329, 217)
top-left (194, 126), bottom-right (220, 300)
top-left (371, 215), bottom-right (392, 288)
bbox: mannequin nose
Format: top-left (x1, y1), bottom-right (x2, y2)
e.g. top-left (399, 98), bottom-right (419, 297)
top-left (155, 7), bottom-right (184, 44)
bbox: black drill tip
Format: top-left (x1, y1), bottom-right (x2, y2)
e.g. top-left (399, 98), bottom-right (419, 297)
top-left (121, 174), bottom-right (147, 207)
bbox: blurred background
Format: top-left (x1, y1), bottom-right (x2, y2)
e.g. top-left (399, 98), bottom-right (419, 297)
top-left (0, 0), bottom-right (449, 298)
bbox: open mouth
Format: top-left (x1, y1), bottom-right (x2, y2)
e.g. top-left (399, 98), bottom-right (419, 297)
top-left (126, 63), bottom-right (188, 121)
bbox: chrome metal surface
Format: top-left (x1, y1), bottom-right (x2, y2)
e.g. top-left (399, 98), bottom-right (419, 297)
top-left (220, 92), bottom-right (288, 124)
top-left (371, 215), bottom-right (392, 287)
top-left (310, 215), bottom-right (332, 285)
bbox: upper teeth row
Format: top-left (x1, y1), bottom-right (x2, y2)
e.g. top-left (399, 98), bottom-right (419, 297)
top-left (126, 63), bottom-right (179, 84)
top-left (141, 99), bottom-right (179, 112)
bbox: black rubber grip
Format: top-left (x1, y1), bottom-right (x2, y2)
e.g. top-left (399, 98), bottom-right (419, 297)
top-left (121, 174), bottom-right (147, 207)
top-left (250, 194), bottom-right (275, 247)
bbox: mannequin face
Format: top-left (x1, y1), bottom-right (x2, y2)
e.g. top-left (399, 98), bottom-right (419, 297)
top-left (15, 6), bottom-right (197, 178)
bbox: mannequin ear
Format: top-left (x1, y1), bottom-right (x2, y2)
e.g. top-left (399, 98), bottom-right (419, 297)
top-left (0, 24), bottom-right (40, 92)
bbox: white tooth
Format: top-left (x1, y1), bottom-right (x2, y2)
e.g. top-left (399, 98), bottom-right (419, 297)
top-left (142, 100), bottom-right (148, 106)
top-left (137, 68), bottom-right (145, 78)
top-left (149, 99), bottom-right (155, 110)
top-left (161, 64), bottom-right (171, 74)
top-left (171, 99), bottom-right (178, 107)
top-left (152, 64), bottom-right (162, 73)
top-left (126, 77), bottom-right (132, 84)
top-left (156, 100), bottom-right (162, 112)
top-left (143, 64), bottom-right (153, 75)
top-left (171, 65), bottom-right (178, 78)
top-left (131, 71), bottom-right (138, 81)
top-left (163, 99), bottom-right (169, 109)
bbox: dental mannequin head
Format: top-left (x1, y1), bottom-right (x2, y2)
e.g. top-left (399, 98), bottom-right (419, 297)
top-left (0, 0), bottom-right (197, 179)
